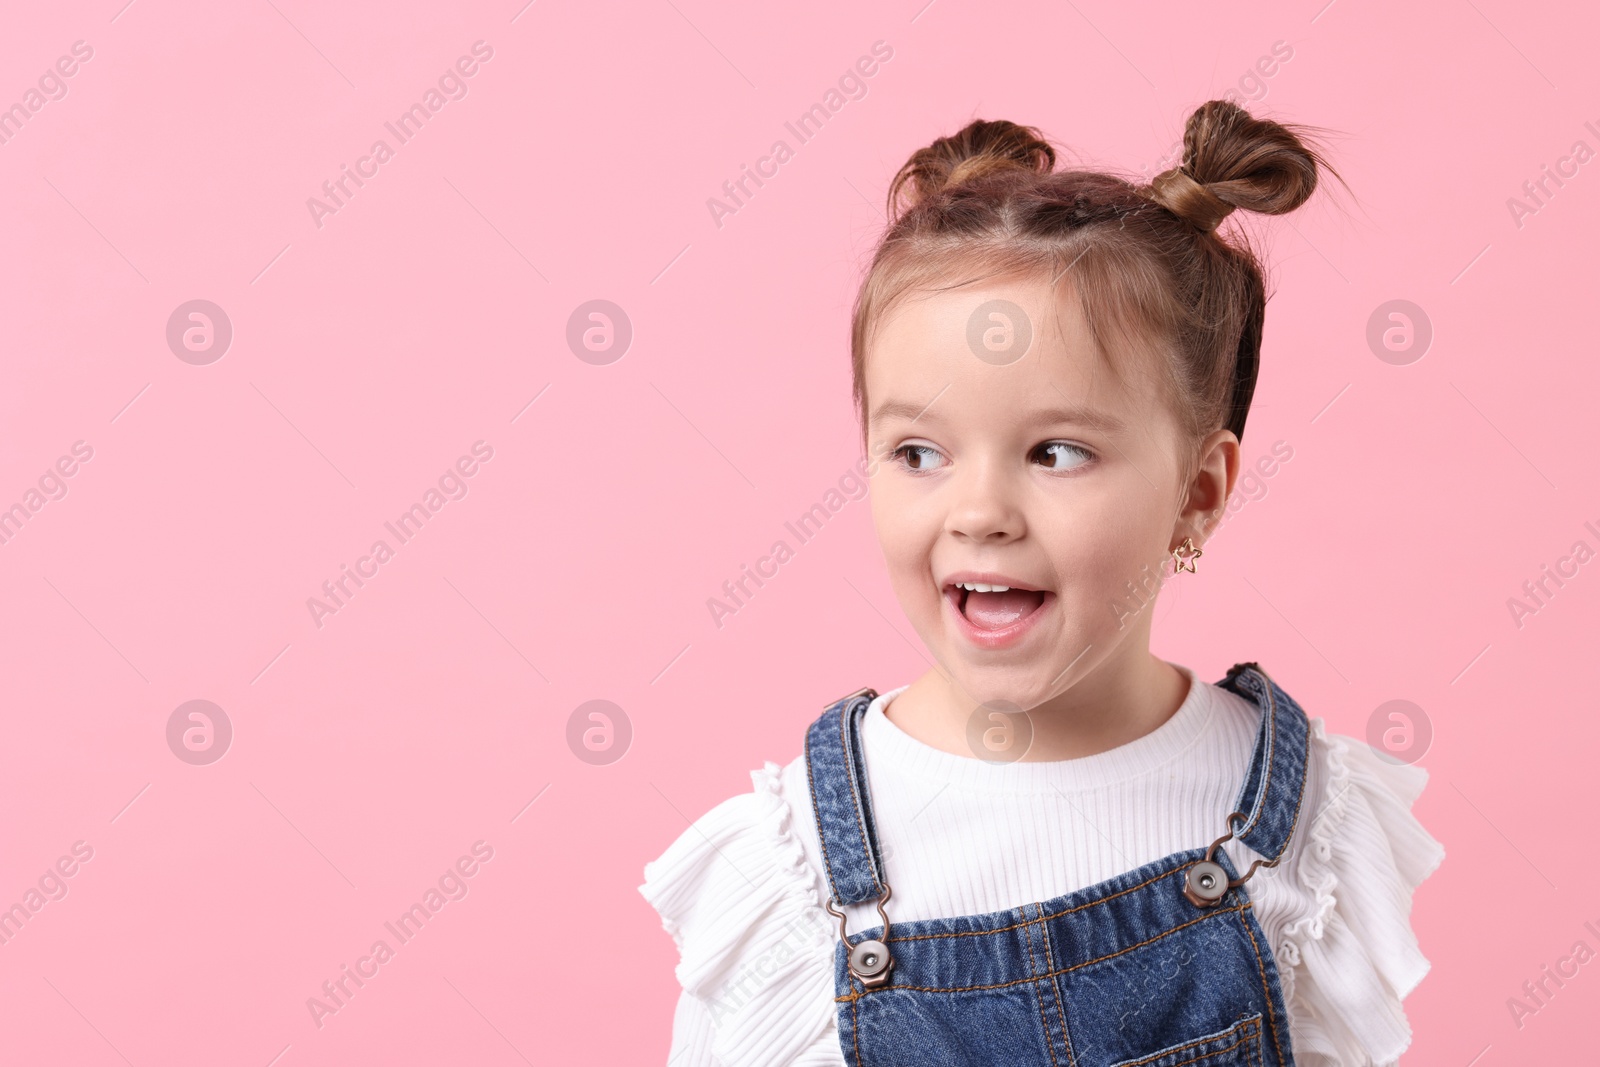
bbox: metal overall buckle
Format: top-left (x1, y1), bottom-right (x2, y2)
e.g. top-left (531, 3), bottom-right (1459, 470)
top-left (1183, 810), bottom-right (1281, 907)
top-left (824, 884), bottom-right (896, 988)
top-left (1185, 661), bottom-right (1287, 907)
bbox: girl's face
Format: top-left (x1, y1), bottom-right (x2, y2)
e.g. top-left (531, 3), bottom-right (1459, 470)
top-left (864, 274), bottom-right (1208, 711)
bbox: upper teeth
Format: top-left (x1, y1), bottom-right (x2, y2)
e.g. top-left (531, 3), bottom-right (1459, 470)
top-left (957, 582), bottom-right (1010, 593)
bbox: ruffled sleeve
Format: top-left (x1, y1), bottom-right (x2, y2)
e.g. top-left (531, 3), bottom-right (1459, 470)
top-left (639, 760), bottom-right (841, 1067)
top-left (1250, 717), bottom-right (1447, 1067)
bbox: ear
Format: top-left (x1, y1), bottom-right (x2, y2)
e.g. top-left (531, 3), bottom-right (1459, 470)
top-left (1173, 428), bottom-right (1239, 551)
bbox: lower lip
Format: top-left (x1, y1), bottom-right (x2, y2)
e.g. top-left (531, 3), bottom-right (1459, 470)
top-left (943, 588), bottom-right (1054, 650)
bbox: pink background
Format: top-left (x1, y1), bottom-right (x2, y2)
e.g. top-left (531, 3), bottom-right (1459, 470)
top-left (1, 0), bottom-right (1595, 1062)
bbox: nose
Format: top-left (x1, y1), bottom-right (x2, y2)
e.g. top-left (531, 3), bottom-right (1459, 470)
top-left (943, 460), bottom-right (1025, 543)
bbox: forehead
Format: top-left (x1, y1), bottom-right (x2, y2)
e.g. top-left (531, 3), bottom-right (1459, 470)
top-left (864, 275), bottom-right (1159, 426)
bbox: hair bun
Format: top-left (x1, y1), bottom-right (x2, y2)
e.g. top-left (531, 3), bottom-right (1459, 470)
top-left (1145, 167), bottom-right (1236, 233)
top-left (888, 119), bottom-right (1054, 220)
top-left (1143, 99), bottom-right (1329, 233)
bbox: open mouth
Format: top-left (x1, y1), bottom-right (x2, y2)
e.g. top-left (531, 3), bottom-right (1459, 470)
top-left (945, 581), bottom-right (1050, 633)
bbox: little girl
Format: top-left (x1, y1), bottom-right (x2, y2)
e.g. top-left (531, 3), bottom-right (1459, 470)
top-left (640, 100), bottom-right (1444, 1067)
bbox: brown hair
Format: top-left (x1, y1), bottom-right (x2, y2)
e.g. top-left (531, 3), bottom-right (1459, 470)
top-left (850, 100), bottom-right (1344, 467)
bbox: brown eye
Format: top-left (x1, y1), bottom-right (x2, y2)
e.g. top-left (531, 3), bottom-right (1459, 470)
top-left (1032, 441), bottom-right (1093, 470)
top-left (893, 444), bottom-right (946, 472)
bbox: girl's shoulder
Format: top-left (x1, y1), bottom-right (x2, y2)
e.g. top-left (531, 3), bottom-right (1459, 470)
top-left (638, 754), bottom-right (837, 1067)
top-left (1237, 701), bottom-right (1446, 1066)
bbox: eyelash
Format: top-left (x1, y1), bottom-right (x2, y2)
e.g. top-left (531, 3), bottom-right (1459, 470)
top-left (890, 441), bottom-right (1096, 473)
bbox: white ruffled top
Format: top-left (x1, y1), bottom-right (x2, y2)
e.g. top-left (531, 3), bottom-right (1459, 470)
top-left (639, 662), bottom-right (1445, 1066)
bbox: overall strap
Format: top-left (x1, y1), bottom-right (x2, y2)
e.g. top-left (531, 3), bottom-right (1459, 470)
top-left (1214, 662), bottom-right (1312, 863)
top-left (803, 688), bottom-right (886, 908)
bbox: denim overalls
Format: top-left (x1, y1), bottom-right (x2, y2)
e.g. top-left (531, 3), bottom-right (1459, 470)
top-left (803, 662), bottom-right (1309, 1067)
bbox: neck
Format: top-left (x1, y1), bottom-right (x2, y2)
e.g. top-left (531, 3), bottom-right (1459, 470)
top-left (885, 640), bottom-right (1190, 762)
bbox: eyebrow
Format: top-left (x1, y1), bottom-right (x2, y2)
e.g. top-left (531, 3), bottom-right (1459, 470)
top-left (869, 398), bottom-right (1127, 434)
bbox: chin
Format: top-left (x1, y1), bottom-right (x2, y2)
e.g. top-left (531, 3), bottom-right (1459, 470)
top-left (948, 662), bottom-right (1053, 710)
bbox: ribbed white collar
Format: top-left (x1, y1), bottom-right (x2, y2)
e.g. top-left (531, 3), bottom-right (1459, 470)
top-left (859, 660), bottom-right (1220, 795)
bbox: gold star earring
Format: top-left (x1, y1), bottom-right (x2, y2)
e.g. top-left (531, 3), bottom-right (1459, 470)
top-left (1171, 536), bottom-right (1203, 574)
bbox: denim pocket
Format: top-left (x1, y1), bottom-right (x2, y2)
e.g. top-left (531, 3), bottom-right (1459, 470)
top-left (1108, 1013), bottom-right (1264, 1067)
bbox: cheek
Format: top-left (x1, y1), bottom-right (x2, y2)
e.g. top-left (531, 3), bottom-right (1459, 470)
top-left (870, 481), bottom-right (939, 593)
top-left (1038, 489), bottom-right (1169, 599)
top-left (870, 482), bottom-right (921, 564)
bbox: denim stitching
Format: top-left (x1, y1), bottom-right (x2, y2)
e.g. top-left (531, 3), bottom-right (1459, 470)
top-left (1153, 1029), bottom-right (1260, 1067)
top-left (834, 904), bottom-right (1247, 999)
top-left (1234, 668), bottom-right (1276, 840)
top-left (1035, 901), bottom-right (1078, 1067)
top-left (850, 982), bottom-right (862, 1067)
top-left (1021, 904), bottom-right (1062, 1067)
top-left (804, 720), bottom-right (844, 906)
top-left (839, 699), bottom-right (884, 897)
top-left (1111, 1016), bottom-right (1261, 1067)
top-left (1236, 903), bottom-right (1286, 1065)
top-left (885, 864), bottom-right (1189, 943)
top-left (1262, 691), bottom-right (1311, 866)
top-left (1235, 667), bottom-right (1311, 867)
